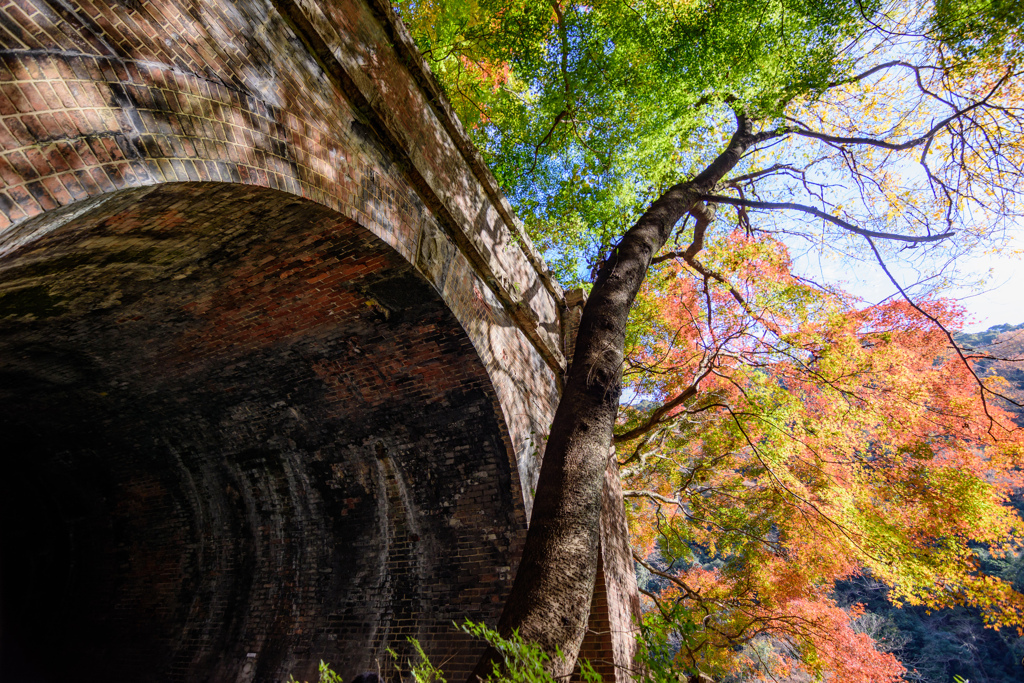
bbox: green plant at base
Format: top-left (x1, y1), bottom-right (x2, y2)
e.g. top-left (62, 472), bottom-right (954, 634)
top-left (288, 622), bottom-right (602, 683)
top-left (459, 621), bottom-right (602, 683)
top-left (387, 637), bottom-right (447, 683)
top-left (636, 615), bottom-right (700, 683)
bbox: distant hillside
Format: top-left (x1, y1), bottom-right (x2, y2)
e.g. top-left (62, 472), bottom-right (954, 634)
top-left (957, 322), bottom-right (1024, 425)
top-left (834, 493), bottom-right (1024, 683)
top-left (956, 322), bottom-right (1024, 350)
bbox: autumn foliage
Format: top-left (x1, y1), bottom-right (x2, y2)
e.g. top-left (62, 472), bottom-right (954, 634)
top-left (619, 231), bottom-right (1024, 681)
top-left (394, 0), bottom-right (1024, 679)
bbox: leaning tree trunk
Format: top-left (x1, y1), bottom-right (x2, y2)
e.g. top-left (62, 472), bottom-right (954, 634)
top-left (469, 116), bottom-right (760, 681)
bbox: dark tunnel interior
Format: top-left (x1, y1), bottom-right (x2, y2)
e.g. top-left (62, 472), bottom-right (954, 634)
top-left (0, 184), bottom-right (526, 683)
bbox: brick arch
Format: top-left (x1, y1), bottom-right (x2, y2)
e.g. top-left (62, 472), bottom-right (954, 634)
top-left (0, 1), bottom-right (645, 681)
top-left (0, 0), bottom-right (565, 507)
top-left (0, 182), bottom-right (529, 682)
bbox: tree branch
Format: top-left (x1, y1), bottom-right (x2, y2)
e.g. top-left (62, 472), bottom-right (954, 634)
top-left (863, 237), bottom-right (1023, 432)
top-left (787, 69), bottom-right (1012, 151)
top-left (613, 364), bottom-right (717, 443)
top-left (700, 194), bottom-right (955, 243)
top-left (826, 59), bottom-right (937, 87)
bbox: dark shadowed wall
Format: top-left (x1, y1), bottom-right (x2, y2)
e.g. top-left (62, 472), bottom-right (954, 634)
top-left (0, 184), bottom-right (525, 682)
top-left (0, 0), bottom-right (640, 681)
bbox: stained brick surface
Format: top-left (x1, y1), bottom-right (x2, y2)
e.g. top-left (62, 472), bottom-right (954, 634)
top-left (0, 1), bottom-right (639, 681)
top-left (0, 0), bottom-right (563, 505)
top-left (0, 184), bottom-right (525, 682)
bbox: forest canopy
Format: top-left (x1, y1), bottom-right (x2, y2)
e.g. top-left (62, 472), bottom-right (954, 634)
top-left (393, 0), bottom-right (1024, 680)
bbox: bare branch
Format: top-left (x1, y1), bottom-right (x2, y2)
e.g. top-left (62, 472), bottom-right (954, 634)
top-left (622, 489), bottom-right (682, 507)
top-left (826, 59), bottom-right (940, 87)
top-left (632, 551), bottom-right (698, 598)
top-left (700, 194), bottom-right (955, 243)
top-left (613, 363), bottom-right (715, 443)
top-left (787, 69), bottom-right (1012, 150)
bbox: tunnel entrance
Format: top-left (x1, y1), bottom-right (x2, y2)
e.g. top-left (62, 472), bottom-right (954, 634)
top-left (0, 184), bottom-right (525, 683)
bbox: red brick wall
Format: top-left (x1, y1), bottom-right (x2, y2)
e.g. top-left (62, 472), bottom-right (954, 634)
top-left (0, 0), bottom-right (565, 511)
top-left (0, 1), bottom-right (642, 681)
top-left (0, 183), bottom-right (527, 682)
top-left (575, 455), bottom-right (643, 683)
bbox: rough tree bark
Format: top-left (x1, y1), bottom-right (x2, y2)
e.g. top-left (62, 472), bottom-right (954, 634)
top-left (470, 114), bottom-right (766, 681)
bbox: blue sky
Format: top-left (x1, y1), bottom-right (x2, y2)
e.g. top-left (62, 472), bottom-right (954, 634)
top-left (792, 230), bottom-right (1024, 332)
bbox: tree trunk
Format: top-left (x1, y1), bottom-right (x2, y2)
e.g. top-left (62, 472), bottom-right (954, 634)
top-left (470, 116), bottom-right (759, 681)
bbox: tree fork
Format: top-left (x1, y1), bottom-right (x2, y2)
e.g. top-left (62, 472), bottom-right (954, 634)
top-left (470, 114), bottom-right (760, 681)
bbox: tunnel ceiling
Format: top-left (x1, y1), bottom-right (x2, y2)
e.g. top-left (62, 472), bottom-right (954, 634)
top-left (0, 183), bottom-right (526, 683)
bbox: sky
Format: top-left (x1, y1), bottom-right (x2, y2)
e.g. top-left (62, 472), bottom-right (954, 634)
top-left (792, 228), bottom-right (1024, 333)
top-left (935, 249), bottom-right (1024, 331)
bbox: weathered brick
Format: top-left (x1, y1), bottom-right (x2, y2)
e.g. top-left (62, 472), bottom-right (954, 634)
top-left (0, 1), bottom-right (638, 682)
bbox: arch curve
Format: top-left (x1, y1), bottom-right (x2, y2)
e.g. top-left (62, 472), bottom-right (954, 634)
top-left (0, 1), bottom-right (586, 678)
top-left (0, 182), bottom-right (527, 682)
top-left (0, 1), bottom-right (563, 509)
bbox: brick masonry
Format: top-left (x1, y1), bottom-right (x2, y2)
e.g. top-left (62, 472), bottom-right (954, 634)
top-left (0, 1), bottom-right (639, 681)
top-left (0, 184), bottom-right (529, 681)
top-left (575, 455), bottom-right (644, 683)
